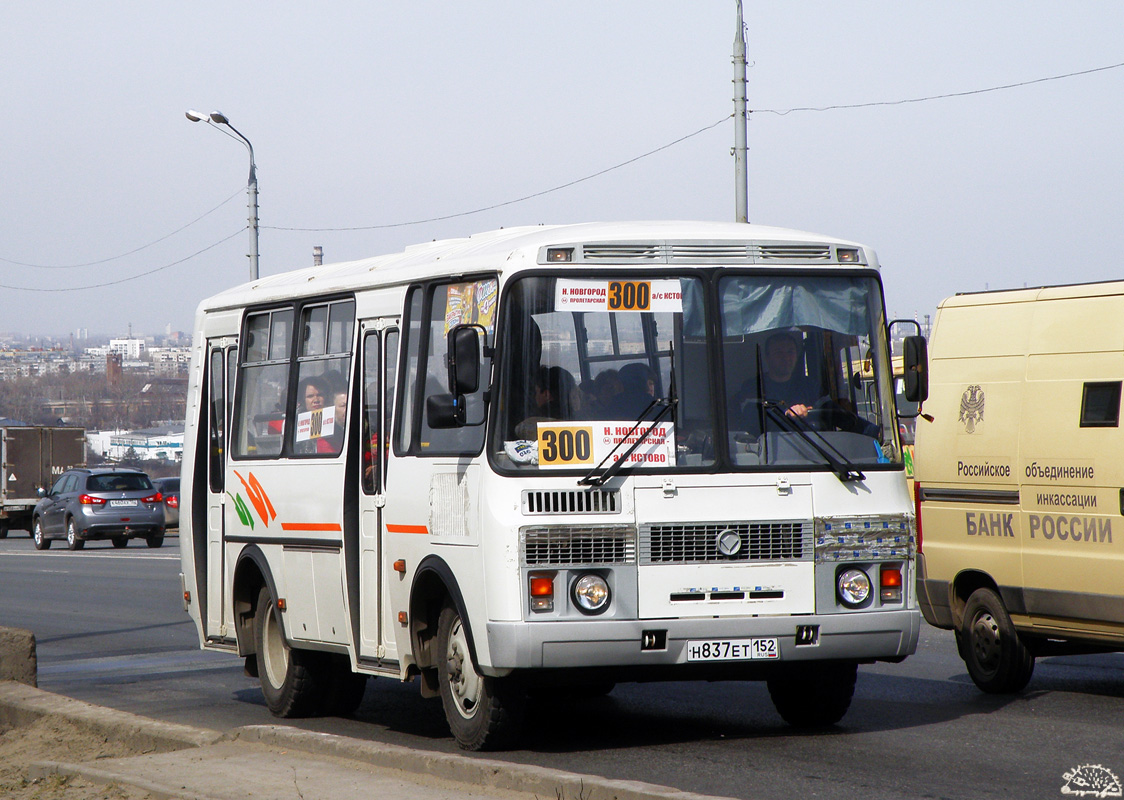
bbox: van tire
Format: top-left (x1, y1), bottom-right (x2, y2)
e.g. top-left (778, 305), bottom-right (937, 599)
top-left (960, 587), bottom-right (1034, 693)
top-left (253, 586), bottom-right (325, 717)
top-left (436, 605), bottom-right (524, 750)
top-left (767, 660), bottom-right (857, 728)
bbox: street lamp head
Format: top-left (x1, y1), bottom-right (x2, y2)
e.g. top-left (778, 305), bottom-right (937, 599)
top-left (209, 111), bottom-right (230, 125)
top-left (185, 109), bottom-right (208, 122)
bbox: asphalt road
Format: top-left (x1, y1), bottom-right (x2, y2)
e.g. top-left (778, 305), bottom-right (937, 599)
top-left (1, 534), bottom-right (1122, 800)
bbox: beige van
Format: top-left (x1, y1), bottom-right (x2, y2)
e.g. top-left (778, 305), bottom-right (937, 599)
top-left (915, 281), bottom-right (1124, 693)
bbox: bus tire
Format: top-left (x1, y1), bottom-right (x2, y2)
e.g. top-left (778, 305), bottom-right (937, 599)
top-left (767, 660), bottom-right (857, 728)
top-left (960, 587), bottom-right (1034, 693)
top-left (321, 654), bottom-right (368, 717)
top-left (32, 519), bottom-right (51, 550)
top-left (253, 586), bottom-right (325, 717)
top-left (436, 605), bottom-right (525, 751)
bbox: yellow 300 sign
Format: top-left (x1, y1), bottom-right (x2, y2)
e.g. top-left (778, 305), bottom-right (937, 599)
top-left (538, 425), bottom-right (594, 466)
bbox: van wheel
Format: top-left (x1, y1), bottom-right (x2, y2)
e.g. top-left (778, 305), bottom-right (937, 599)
top-left (253, 586), bottom-right (325, 717)
top-left (436, 605), bottom-right (525, 751)
top-left (960, 587), bottom-right (1034, 693)
top-left (66, 519), bottom-right (84, 550)
top-left (32, 519), bottom-right (51, 551)
top-left (767, 660), bottom-right (857, 728)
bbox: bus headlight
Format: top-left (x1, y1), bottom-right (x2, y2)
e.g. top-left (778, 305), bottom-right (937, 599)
top-left (837, 568), bottom-right (871, 608)
top-left (572, 574), bottom-right (611, 615)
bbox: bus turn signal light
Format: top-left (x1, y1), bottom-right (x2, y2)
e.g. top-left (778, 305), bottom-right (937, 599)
top-left (880, 566), bottom-right (903, 603)
top-left (529, 572), bottom-right (555, 613)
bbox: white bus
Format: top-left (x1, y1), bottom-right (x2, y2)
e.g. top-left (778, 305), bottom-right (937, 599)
top-left (179, 221), bottom-right (922, 750)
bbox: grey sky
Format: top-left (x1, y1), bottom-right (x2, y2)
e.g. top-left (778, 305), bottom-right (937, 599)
top-left (4, 2), bottom-right (1123, 337)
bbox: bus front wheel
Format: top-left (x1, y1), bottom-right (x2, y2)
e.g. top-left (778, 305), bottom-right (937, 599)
top-left (436, 605), bottom-right (525, 751)
top-left (767, 660), bottom-right (857, 728)
top-left (253, 586), bottom-right (324, 717)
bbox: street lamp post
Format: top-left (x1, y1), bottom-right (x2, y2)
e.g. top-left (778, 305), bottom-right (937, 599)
top-left (186, 110), bottom-right (259, 281)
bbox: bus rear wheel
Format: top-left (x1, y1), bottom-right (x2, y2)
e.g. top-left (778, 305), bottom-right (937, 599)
top-left (767, 660), bottom-right (857, 728)
top-left (253, 586), bottom-right (325, 717)
top-left (959, 587), bottom-right (1034, 693)
top-left (436, 605), bottom-right (524, 751)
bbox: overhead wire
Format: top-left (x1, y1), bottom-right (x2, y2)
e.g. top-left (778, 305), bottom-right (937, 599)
top-left (0, 229), bottom-right (246, 292)
top-left (750, 60), bottom-right (1124, 116)
top-left (3, 59), bottom-right (1121, 290)
top-left (0, 188), bottom-right (244, 270)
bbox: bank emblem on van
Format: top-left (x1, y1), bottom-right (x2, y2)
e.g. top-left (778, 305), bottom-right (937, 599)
top-left (959, 385), bottom-right (985, 433)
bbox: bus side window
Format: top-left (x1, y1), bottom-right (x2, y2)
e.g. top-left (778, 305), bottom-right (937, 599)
top-left (234, 308), bottom-right (293, 459)
top-left (362, 332), bottom-right (380, 493)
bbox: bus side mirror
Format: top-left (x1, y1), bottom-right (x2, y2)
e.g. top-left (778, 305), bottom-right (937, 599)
top-left (902, 335), bottom-right (929, 404)
top-left (447, 325), bottom-right (480, 395)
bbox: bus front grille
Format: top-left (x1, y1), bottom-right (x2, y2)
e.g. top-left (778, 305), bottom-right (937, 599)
top-left (522, 489), bottom-right (620, 515)
top-left (640, 521), bottom-right (813, 564)
top-left (521, 525), bottom-right (636, 567)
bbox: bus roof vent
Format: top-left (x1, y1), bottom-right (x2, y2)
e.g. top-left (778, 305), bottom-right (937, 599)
top-left (754, 244), bottom-right (833, 261)
top-left (668, 243), bottom-right (753, 262)
top-left (581, 244), bottom-right (663, 261)
top-left (522, 489), bottom-right (620, 515)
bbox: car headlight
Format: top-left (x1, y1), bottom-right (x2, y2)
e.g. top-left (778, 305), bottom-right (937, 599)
top-left (837, 568), bottom-right (872, 608)
top-left (572, 573), bottom-right (611, 614)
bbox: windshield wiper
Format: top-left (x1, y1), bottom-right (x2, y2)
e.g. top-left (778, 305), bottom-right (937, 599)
top-left (578, 398), bottom-right (676, 487)
top-left (761, 402), bottom-right (866, 483)
top-left (580, 344), bottom-right (678, 487)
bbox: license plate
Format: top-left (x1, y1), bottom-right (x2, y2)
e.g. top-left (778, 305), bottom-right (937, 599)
top-left (685, 638), bottom-right (779, 662)
top-left (109, 500), bottom-right (138, 508)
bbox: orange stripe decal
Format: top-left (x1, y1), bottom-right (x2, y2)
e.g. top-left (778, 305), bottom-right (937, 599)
top-left (280, 523), bottom-right (343, 532)
top-left (386, 524), bottom-right (429, 535)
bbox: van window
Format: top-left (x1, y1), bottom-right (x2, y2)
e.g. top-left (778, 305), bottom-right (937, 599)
top-left (1080, 381), bottom-right (1121, 427)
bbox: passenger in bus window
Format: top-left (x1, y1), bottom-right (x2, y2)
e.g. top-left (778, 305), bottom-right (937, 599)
top-left (608, 363), bottom-right (656, 418)
top-left (515, 366), bottom-right (575, 439)
top-left (296, 376), bottom-right (338, 454)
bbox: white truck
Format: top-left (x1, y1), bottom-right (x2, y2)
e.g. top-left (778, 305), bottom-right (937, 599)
top-left (0, 426), bottom-right (86, 537)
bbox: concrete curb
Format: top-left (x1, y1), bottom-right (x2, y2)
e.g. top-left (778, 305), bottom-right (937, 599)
top-left (28, 760), bottom-right (222, 800)
top-left (0, 626), bottom-right (37, 686)
top-left (235, 725), bottom-right (734, 800)
top-left (0, 681), bottom-right (222, 753)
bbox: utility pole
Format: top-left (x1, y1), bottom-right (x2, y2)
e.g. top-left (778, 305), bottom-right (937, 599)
top-left (733, 0), bottom-right (749, 222)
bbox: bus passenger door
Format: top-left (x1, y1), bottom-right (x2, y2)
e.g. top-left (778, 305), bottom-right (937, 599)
top-left (358, 322), bottom-right (398, 662)
top-left (205, 340), bottom-right (237, 640)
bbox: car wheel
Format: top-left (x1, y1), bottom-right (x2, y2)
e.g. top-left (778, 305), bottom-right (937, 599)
top-left (32, 519), bottom-right (51, 551)
top-left (436, 604), bottom-right (525, 751)
top-left (254, 586), bottom-right (325, 717)
top-left (66, 519), bottom-right (84, 550)
top-left (767, 660), bottom-right (858, 728)
top-left (0, 521), bottom-right (8, 539)
top-left (112, 537), bottom-right (128, 548)
top-left (960, 587), bottom-right (1034, 693)
top-left (146, 534), bottom-right (164, 548)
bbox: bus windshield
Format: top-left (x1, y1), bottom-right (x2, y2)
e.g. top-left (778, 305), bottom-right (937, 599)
top-left (490, 272), bottom-right (899, 474)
